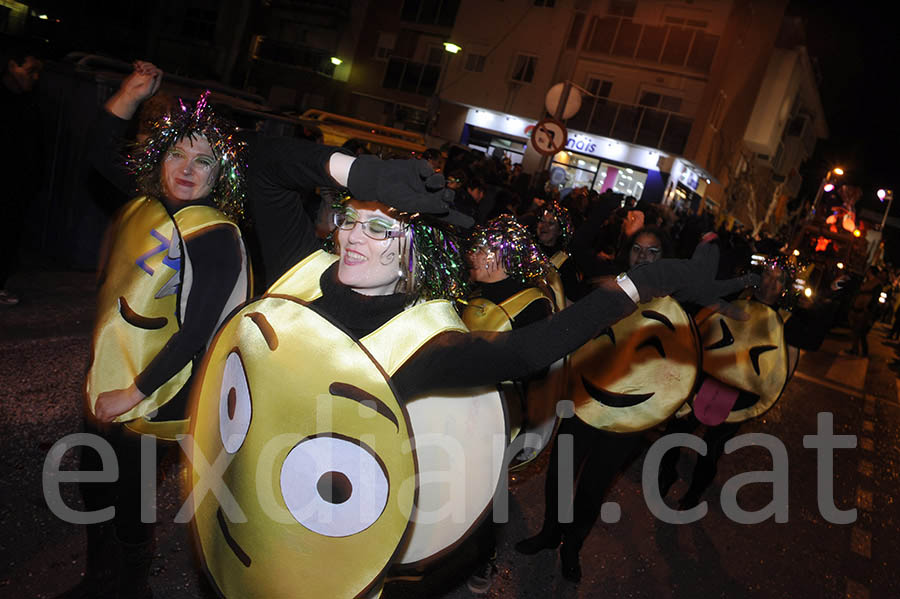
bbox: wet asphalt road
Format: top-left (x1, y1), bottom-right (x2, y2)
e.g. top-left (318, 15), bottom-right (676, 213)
top-left (2, 264), bottom-right (900, 599)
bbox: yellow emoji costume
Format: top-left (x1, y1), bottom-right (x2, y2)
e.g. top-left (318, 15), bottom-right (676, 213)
top-left (189, 296), bottom-right (416, 599)
top-left (568, 296), bottom-right (701, 433)
top-left (693, 299), bottom-right (790, 424)
top-left (85, 196), bottom-right (250, 438)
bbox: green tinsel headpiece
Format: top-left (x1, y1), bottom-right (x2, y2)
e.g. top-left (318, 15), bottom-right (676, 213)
top-left (128, 91), bottom-right (247, 222)
top-left (329, 196), bottom-right (471, 302)
top-left (468, 214), bottom-right (549, 285)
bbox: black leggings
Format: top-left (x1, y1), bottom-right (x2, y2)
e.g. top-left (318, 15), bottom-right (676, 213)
top-left (538, 416), bottom-right (643, 550)
top-left (79, 419), bottom-right (170, 545)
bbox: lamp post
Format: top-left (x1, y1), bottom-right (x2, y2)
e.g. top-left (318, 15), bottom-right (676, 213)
top-left (427, 42), bottom-right (461, 136)
top-left (811, 166), bottom-right (844, 218)
top-left (878, 188), bottom-right (894, 231)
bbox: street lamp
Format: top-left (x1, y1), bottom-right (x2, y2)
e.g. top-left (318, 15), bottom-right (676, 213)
top-left (878, 188), bottom-right (894, 231)
top-left (811, 166), bottom-right (844, 218)
top-left (427, 42), bottom-right (462, 136)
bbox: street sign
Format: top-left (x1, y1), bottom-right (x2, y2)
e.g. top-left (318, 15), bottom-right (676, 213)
top-left (530, 118), bottom-right (567, 156)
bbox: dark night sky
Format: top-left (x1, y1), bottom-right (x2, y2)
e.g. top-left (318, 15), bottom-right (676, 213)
top-left (790, 1), bottom-right (900, 212)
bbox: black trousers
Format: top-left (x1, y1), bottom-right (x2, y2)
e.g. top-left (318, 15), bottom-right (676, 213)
top-left (79, 418), bottom-right (170, 545)
top-left (537, 416), bottom-right (643, 550)
top-left (658, 414), bottom-right (743, 501)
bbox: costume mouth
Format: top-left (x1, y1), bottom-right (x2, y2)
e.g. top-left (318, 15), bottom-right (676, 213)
top-left (581, 375), bottom-right (654, 408)
top-left (692, 377), bottom-right (760, 425)
top-left (217, 507), bottom-right (251, 567)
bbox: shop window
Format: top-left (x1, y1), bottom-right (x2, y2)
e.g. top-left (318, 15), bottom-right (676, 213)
top-left (510, 54), bottom-right (537, 83)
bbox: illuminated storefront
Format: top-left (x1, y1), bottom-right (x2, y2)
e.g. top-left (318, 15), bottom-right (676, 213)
top-left (462, 108), bottom-right (669, 202)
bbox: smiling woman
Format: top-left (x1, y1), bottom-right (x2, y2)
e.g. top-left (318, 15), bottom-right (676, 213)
top-left (63, 61), bottom-right (252, 599)
top-left (183, 124), bottom-right (757, 596)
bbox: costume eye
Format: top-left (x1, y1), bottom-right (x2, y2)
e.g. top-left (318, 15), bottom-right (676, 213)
top-left (366, 219), bottom-right (393, 236)
top-left (749, 345), bottom-right (778, 376)
top-left (636, 335), bottom-right (666, 358)
top-left (219, 351), bottom-right (252, 453)
top-left (280, 435), bottom-right (388, 537)
top-left (705, 319), bottom-right (734, 350)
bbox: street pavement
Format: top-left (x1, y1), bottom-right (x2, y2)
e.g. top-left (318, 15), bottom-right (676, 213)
top-left (2, 263), bottom-right (899, 599)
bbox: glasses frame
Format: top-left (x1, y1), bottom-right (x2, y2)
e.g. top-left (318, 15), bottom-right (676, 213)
top-left (333, 210), bottom-right (407, 241)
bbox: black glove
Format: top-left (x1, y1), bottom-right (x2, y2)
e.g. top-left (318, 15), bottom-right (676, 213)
top-left (628, 241), bottom-right (759, 320)
top-left (346, 155), bottom-right (455, 216)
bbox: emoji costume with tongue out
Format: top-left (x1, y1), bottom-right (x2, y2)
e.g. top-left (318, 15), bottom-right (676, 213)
top-left (692, 299), bottom-right (790, 425)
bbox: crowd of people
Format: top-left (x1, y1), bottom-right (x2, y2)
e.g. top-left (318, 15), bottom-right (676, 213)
top-left (6, 53), bottom-right (879, 598)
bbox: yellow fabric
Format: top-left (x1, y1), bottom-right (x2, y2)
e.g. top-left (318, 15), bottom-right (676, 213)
top-left (697, 299), bottom-right (789, 423)
top-left (550, 250), bottom-right (568, 269)
top-left (569, 296), bottom-right (700, 433)
top-left (544, 251), bottom-right (568, 311)
top-left (85, 197), bottom-right (243, 440)
top-left (267, 249), bottom-right (338, 300)
top-left (461, 287), bottom-right (549, 333)
top-left (189, 296), bottom-right (415, 599)
top-left (362, 301), bottom-right (467, 376)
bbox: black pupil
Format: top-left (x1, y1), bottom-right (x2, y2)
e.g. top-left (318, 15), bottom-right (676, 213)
top-left (227, 387), bottom-right (236, 420)
top-left (317, 471), bottom-right (353, 504)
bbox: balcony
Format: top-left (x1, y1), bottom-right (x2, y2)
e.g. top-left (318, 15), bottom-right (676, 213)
top-left (567, 97), bottom-right (693, 154)
top-left (254, 38), bottom-right (336, 77)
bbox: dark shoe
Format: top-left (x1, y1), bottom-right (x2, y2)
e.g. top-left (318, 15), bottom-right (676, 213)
top-left (560, 542), bottom-right (582, 583)
top-left (465, 558), bottom-right (497, 594)
top-left (515, 530), bottom-right (561, 555)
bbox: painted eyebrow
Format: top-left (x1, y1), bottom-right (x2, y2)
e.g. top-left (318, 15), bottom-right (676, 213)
top-left (329, 382), bottom-right (399, 432)
top-left (641, 310), bottom-right (674, 331)
top-left (245, 312), bottom-right (278, 351)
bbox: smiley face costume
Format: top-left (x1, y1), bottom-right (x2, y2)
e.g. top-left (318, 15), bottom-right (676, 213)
top-left (73, 98), bottom-right (249, 599)
top-left (188, 136), bottom-right (752, 597)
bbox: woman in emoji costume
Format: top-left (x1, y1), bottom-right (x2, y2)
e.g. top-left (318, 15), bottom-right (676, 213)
top-left (658, 255), bottom-right (845, 510)
top-left (462, 214), bottom-right (561, 467)
top-left (186, 133), bottom-right (756, 598)
top-left (64, 62), bottom-right (250, 599)
top-left (515, 226), bottom-right (703, 583)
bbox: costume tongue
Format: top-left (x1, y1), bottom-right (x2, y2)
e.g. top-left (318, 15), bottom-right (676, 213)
top-left (693, 377), bottom-right (740, 426)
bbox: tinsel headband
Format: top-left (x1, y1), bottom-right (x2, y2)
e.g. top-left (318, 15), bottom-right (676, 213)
top-left (468, 214), bottom-right (549, 285)
top-left (329, 196), bottom-right (471, 302)
top-left (128, 91), bottom-right (247, 222)
top-left (542, 200), bottom-right (573, 249)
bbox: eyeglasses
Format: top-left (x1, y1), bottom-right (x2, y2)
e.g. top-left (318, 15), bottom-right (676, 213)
top-left (333, 210), bottom-right (406, 240)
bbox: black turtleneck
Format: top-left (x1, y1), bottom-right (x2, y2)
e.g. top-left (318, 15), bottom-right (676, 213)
top-left (312, 263), bottom-right (408, 338)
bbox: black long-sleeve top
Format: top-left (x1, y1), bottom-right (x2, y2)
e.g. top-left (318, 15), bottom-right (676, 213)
top-left (248, 135), bottom-right (638, 401)
top-left (87, 110), bottom-right (244, 397)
